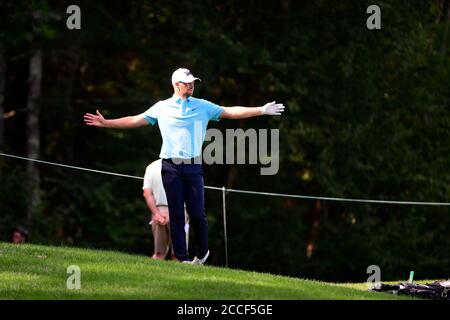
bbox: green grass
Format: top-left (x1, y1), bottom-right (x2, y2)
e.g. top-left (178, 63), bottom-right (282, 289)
top-left (0, 242), bottom-right (414, 300)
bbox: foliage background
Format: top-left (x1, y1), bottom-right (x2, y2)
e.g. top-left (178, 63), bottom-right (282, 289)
top-left (0, 0), bottom-right (449, 282)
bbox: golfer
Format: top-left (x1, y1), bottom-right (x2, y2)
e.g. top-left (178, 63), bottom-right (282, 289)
top-left (84, 68), bottom-right (285, 263)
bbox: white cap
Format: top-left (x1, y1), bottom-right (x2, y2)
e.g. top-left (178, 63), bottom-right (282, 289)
top-left (171, 68), bottom-right (201, 84)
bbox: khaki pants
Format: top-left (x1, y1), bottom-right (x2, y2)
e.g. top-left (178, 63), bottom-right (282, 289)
top-left (152, 206), bottom-right (189, 259)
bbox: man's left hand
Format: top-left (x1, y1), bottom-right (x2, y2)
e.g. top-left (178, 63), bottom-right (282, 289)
top-left (261, 101), bottom-right (285, 115)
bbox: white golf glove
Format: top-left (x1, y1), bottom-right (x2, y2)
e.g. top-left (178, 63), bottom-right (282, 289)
top-left (261, 101), bottom-right (285, 115)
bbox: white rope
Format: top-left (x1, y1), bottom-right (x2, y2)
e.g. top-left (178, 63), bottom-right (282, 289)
top-left (220, 188), bottom-right (450, 206)
top-left (0, 152), bottom-right (144, 180)
top-left (1, 152), bottom-right (449, 206)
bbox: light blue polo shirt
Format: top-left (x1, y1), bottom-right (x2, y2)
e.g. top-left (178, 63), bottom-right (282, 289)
top-left (143, 96), bottom-right (224, 159)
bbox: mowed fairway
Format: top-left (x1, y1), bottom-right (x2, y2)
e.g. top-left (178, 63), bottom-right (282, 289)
top-left (0, 243), bottom-right (413, 300)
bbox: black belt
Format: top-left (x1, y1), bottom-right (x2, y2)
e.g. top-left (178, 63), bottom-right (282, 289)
top-left (163, 157), bottom-right (202, 165)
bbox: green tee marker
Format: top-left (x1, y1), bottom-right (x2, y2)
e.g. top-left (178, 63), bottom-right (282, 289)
top-left (408, 271), bottom-right (414, 283)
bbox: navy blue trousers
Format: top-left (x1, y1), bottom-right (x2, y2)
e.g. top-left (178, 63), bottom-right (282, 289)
top-left (161, 159), bottom-right (208, 261)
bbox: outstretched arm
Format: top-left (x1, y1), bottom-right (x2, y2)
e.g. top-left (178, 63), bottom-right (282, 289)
top-left (84, 110), bottom-right (148, 129)
top-left (221, 101), bottom-right (285, 119)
